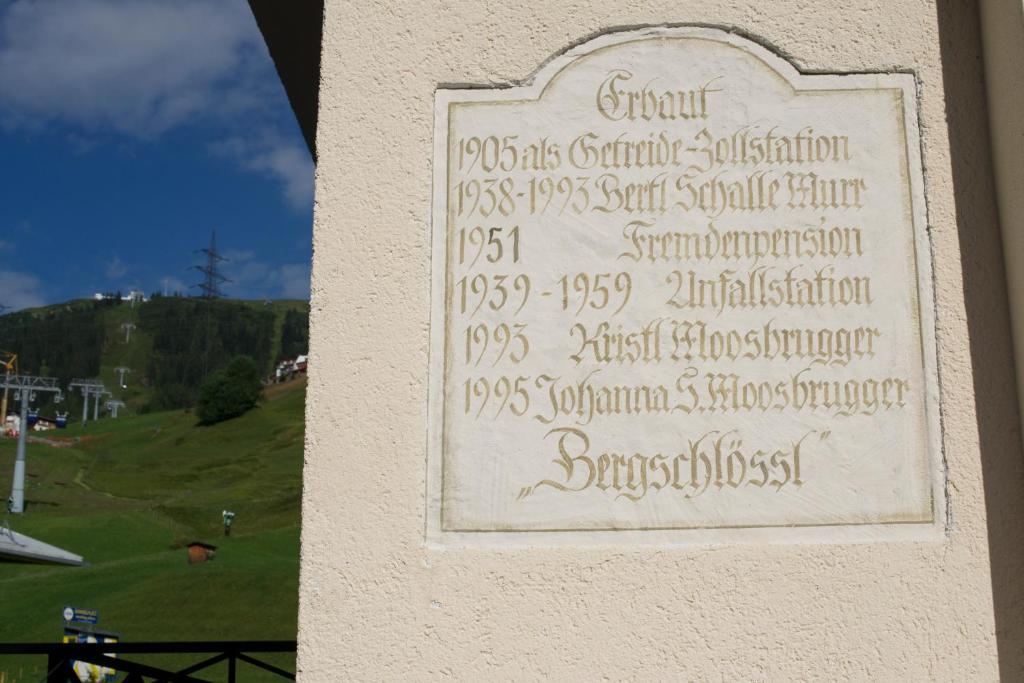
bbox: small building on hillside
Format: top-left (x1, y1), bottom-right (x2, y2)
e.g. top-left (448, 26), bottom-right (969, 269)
top-left (186, 542), bottom-right (217, 565)
top-left (5, 414), bottom-right (61, 434)
top-left (92, 289), bottom-right (148, 304)
top-left (33, 416), bottom-right (58, 431)
top-left (3, 414), bottom-right (17, 437)
top-left (274, 354), bottom-right (309, 383)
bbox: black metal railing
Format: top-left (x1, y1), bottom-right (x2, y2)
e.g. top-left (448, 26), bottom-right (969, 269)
top-left (0, 640), bottom-right (297, 682)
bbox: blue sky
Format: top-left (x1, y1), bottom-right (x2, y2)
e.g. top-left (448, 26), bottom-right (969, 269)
top-left (0, 0), bottom-right (313, 310)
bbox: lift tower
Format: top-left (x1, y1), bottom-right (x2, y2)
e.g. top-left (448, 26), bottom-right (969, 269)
top-left (1, 374), bottom-right (62, 513)
top-left (69, 379), bottom-right (109, 426)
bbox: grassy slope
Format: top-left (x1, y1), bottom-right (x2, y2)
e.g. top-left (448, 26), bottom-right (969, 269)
top-left (0, 378), bottom-right (306, 680)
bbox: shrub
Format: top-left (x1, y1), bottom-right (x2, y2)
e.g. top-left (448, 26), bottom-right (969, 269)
top-left (196, 356), bottom-right (263, 425)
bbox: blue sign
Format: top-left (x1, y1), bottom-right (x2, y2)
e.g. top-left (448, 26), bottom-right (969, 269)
top-left (62, 606), bottom-right (99, 624)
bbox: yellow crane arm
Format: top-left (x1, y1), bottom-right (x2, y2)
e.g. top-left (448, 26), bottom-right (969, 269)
top-left (0, 352), bottom-right (13, 425)
top-left (0, 351), bottom-right (16, 374)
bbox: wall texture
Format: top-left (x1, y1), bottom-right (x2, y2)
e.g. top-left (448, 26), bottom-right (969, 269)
top-left (299, 1), bottom-right (1024, 678)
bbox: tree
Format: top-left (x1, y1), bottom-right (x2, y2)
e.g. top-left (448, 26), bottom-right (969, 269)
top-left (278, 308), bottom-right (309, 361)
top-left (139, 297), bottom-right (276, 410)
top-left (196, 356), bottom-right (263, 425)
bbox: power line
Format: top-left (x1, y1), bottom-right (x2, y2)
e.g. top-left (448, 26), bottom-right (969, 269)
top-left (191, 230), bottom-right (231, 299)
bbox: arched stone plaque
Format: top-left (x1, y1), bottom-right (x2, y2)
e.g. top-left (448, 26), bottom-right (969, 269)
top-left (427, 27), bottom-right (941, 545)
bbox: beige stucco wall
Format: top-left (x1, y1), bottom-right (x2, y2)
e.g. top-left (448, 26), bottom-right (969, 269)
top-left (299, 1), bottom-right (1024, 678)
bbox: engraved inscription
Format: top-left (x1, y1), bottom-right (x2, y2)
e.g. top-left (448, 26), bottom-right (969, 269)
top-left (428, 28), bottom-right (940, 540)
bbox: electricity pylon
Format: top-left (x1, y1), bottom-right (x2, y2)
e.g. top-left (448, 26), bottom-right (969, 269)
top-left (192, 230), bottom-right (231, 299)
top-left (1, 374), bottom-right (63, 513)
top-left (69, 379), bottom-right (109, 426)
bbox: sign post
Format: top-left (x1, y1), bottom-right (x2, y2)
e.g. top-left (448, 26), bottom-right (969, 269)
top-left (62, 606), bottom-right (99, 625)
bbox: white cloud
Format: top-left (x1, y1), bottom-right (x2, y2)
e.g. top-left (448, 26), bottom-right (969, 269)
top-left (0, 269), bottom-right (45, 310)
top-left (221, 252), bottom-right (310, 300)
top-left (0, 0), bottom-right (262, 136)
top-left (0, 0), bottom-right (312, 211)
top-left (0, 0), bottom-right (260, 136)
top-left (222, 250), bottom-right (268, 292)
top-left (277, 263), bottom-right (311, 299)
top-left (243, 142), bottom-right (314, 211)
top-left (158, 276), bottom-right (187, 296)
top-left (210, 135), bottom-right (314, 211)
top-left (105, 255), bottom-right (127, 279)
top-left (223, 249), bottom-right (255, 262)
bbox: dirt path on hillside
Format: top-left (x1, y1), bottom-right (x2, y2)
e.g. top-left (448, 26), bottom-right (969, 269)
top-left (27, 435), bottom-right (74, 448)
top-left (73, 458), bottom-right (132, 501)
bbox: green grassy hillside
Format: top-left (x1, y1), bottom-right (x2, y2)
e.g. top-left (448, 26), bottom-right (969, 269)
top-left (0, 377), bottom-right (306, 680)
top-left (0, 297), bottom-right (308, 416)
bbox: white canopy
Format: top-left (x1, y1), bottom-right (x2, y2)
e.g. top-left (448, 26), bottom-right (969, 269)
top-left (0, 523), bottom-right (83, 566)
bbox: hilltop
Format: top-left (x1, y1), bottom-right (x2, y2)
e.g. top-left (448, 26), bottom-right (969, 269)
top-left (0, 376), bottom-right (306, 680)
top-left (0, 297), bottom-right (309, 418)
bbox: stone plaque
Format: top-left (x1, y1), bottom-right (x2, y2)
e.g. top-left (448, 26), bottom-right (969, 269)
top-left (427, 27), bottom-right (942, 544)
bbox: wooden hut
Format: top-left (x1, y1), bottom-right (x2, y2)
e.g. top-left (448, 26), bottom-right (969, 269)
top-left (186, 542), bottom-right (217, 564)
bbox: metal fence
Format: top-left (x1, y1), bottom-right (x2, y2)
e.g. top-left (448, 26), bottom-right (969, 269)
top-left (0, 640), bottom-right (296, 682)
